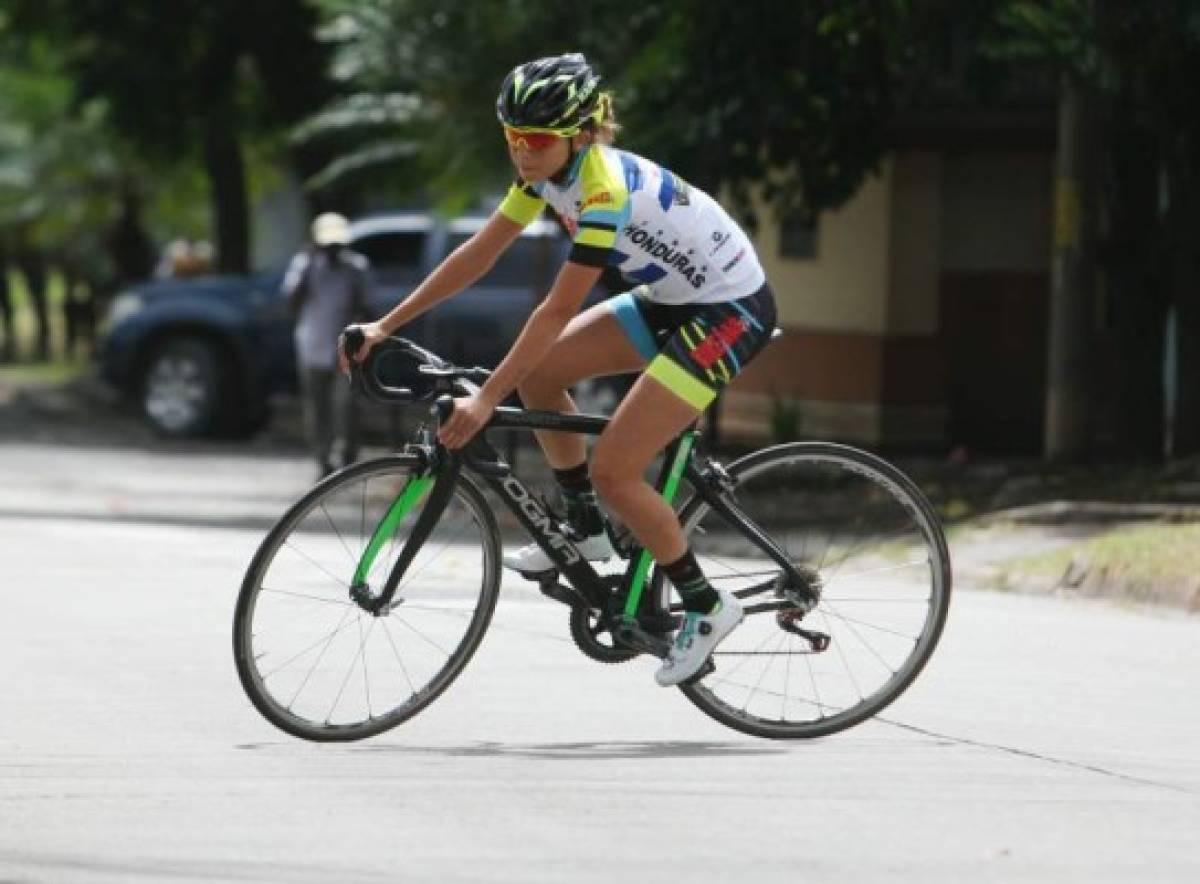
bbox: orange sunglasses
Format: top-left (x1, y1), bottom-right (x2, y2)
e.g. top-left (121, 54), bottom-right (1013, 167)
top-left (502, 126), bottom-right (563, 152)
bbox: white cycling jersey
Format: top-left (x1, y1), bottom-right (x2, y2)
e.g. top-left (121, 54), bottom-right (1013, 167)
top-left (498, 143), bottom-right (765, 305)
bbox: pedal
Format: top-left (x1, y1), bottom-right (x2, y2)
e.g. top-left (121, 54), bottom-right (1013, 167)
top-left (614, 618), bottom-right (672, 659)
top-left (637, 611), bottom-right (677, 637)
top-left (517, 567), bottom-right (557, 584)
top-left (535, 575), bottom-right (585, 609)
top-left (679, 657), bottom-right (716, 687)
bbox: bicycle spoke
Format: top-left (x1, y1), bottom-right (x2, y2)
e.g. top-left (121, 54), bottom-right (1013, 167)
top-left (260, 587), bottom-right (351, 607)
top-left (389, 611), bottom-right (452, 658)
top-left (740, 631), bottom-right (786, 713)
top-left (820, 607), bottom-right (921, 642)
top-left (397, 517), bottom-right (475, 593)
top-left (326, 613), bottom-right (373, 724)
top-left (260, 607), bottom-right (356, 682)
top-left (319, 501), bottom-right (358, 568)
top-left (281, 539), bottom-right (353, 594)
top-left (709, 626), bottom-right (782, 687)
top-left (822, 553), bottom-right (931, 595)
top-left (358, 476), bottom-right (369, 563)
top-left (820, 599), bottom-right (899, 675)
top-left (782, 632), bottom-right (792, 720)
top-left (705, 678), bottom-right (838, 716)
top-left (235, 458), bottom-right (500, 740)
top-left (821, 605), bottom-right (865, 704)
top-left (674, 445), bottom-right (949, 738)
top-left (359, 616), bottom-right (375, 721)
top-left (381, 618), bottom-right (417, 695)
top-left (286, 607), bottom-right (354, 709)
top-left (804, 649), bottom-right (825, 717)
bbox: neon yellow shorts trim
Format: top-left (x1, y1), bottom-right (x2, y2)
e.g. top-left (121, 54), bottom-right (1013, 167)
top-left (646, 354), bottom-right (716, 411)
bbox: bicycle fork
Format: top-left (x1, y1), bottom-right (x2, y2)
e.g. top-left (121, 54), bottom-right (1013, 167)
top-left (349, 452), bottom-right (462, 615)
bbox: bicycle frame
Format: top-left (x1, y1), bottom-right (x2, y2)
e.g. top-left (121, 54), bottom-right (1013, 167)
top-left (350, 404), bottom-right (814, 637)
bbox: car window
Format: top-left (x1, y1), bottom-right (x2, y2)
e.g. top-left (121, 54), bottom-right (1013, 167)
top-left (443, 233), bottom-right (554, 289)
top-left (353, 232), bottom-right (425, 284)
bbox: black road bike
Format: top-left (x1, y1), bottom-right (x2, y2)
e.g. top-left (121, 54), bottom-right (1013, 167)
top-left (234, 334), bottom-right (952, 741)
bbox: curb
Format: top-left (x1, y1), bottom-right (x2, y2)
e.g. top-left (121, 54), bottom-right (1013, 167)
top-left (975, 500), bottom-right (1200, 526)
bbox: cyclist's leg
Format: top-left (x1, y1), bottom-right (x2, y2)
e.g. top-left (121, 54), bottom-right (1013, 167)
top-left (592, 288), bottom-right (776, 682)
top-left (518, 298), bottom-right (648, 469)
top-left (591, 285), bottom-right (777, 563)
top-left (590, 375), bottom-right (698, 563)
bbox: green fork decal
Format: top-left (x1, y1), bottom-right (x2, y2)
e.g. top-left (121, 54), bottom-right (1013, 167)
top-left (352, 475), bottom-right (434, 586)
top-left (623, 432), bottom-right (697, 618)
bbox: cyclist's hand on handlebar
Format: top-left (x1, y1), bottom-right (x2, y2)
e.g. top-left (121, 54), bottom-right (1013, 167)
top-left (338, 322), bottom-right (388, 375)
top-left (437, 392), bottom-right (497, 450)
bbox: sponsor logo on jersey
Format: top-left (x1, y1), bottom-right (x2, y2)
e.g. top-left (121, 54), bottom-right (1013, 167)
top-left (623, 221), bottom-right (706, 289)
top-left (672, 178), bottom-right (691, 207)
top-left (689, 316), bottom-right (749, 370)
top-left (582, 192), bottom-right (613, 210)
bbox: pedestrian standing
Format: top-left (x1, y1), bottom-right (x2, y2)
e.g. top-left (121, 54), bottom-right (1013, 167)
top-left (282, 212), bottom-right (372, 478)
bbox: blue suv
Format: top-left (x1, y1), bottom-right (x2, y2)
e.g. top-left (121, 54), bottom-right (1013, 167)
top-left (98, 213), bottom-right (597, 437)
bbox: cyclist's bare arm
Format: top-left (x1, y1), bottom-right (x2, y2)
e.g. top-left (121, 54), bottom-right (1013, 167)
top-left (342, 211), bottom-right (524, 368)
top-left (476, 260), bottom-right (603, 407)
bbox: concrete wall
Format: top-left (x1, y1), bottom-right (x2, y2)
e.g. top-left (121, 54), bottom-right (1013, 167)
top-left (725, 151), bottom-right (949, 447)
top-left (755, 162), bottom-right (893, 334)
top-left (886, 151), bottom-right (942, 336)
top-left (940, 152), bottom-right (1051, 273)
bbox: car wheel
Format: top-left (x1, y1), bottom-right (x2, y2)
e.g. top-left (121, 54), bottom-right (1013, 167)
top-left (141, 336), bottom-right (225, 437)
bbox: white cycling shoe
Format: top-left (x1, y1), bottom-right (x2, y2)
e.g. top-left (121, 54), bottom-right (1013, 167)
top-left (502, 530), bottom-right (616, 575)
top-left (655, 590), bottom-right (744, 687)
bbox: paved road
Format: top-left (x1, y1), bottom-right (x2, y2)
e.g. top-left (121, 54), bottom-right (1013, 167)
top-left (1, 443), bottom-right (1198, 882)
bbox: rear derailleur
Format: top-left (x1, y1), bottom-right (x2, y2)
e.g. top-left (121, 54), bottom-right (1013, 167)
top-left (773, 566), bottom-right (831, 653)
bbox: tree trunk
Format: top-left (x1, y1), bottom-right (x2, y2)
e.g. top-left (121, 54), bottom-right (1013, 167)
top-left (1044, 72), bottom-right (1097, 460)
top-left (204, 115), bottom-right (250, 274)
top-left (1167, 168), bottom-right (1200, 456)
top-left (1100, 112), bottom-right (1168, 460)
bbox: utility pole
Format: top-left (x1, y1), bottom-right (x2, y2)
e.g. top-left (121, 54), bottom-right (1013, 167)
top-left (1043, 70), bottom-right (1096, 460)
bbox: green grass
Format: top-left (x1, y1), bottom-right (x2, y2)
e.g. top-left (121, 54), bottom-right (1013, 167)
top-left (0, 360), bottom-right (86, 385)
top-left (4, 267), bottom-right (65, 337)
top-left (1000, 521), bottom-right (1200, 609)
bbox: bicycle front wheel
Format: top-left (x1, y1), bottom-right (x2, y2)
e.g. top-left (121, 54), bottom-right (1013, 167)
top-left (664, 442), bottom-right (951, 739)
top-left (233, 455), bottom-right (500, 741)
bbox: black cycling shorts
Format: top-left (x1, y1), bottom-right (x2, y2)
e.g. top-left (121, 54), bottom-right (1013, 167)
top-left (607, 282), bottom-right (777, 410)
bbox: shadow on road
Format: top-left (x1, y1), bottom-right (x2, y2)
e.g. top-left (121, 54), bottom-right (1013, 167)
top-left (237, 739), bottom-right (789, 760)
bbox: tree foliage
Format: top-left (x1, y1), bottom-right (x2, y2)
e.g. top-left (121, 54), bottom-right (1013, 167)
top-left (987, 0), bottom-right (1200, 457)
top-left (7, 0), bottom-right (332, 272)
top-left (303, 0), bottom-right (986, 224)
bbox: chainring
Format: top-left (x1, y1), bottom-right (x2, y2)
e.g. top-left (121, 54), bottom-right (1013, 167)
top-left (568, 576), bottom-right (639, 664)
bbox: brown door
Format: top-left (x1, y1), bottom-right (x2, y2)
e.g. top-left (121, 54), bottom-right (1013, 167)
top-left (939, 272), bottom-right (1049, 454)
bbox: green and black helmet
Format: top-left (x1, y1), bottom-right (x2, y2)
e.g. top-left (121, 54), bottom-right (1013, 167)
top-left (496, 53), bottom-right (602, 134)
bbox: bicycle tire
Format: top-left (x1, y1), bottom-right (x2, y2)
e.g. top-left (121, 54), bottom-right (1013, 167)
top-left (233, 455), bottom-right (500, 741)
top-left (660, 442), bottom-right (952, 739)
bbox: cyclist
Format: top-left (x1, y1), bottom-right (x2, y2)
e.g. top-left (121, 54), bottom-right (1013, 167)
top-left (343, 52), bottom-right (777, 686)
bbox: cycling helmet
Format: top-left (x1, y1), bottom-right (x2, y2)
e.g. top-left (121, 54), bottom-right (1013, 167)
top-left (496, 53), bottom-right (601, 133)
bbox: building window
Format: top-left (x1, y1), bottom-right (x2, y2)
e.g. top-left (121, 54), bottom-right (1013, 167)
top-left (779, 212), bottom-right (819, 260)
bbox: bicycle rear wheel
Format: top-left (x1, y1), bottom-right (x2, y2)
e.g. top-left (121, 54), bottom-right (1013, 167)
top-left (233, 455), bottom-right (500, 741)
top-left (663, 442), bottom-right (951, 739)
